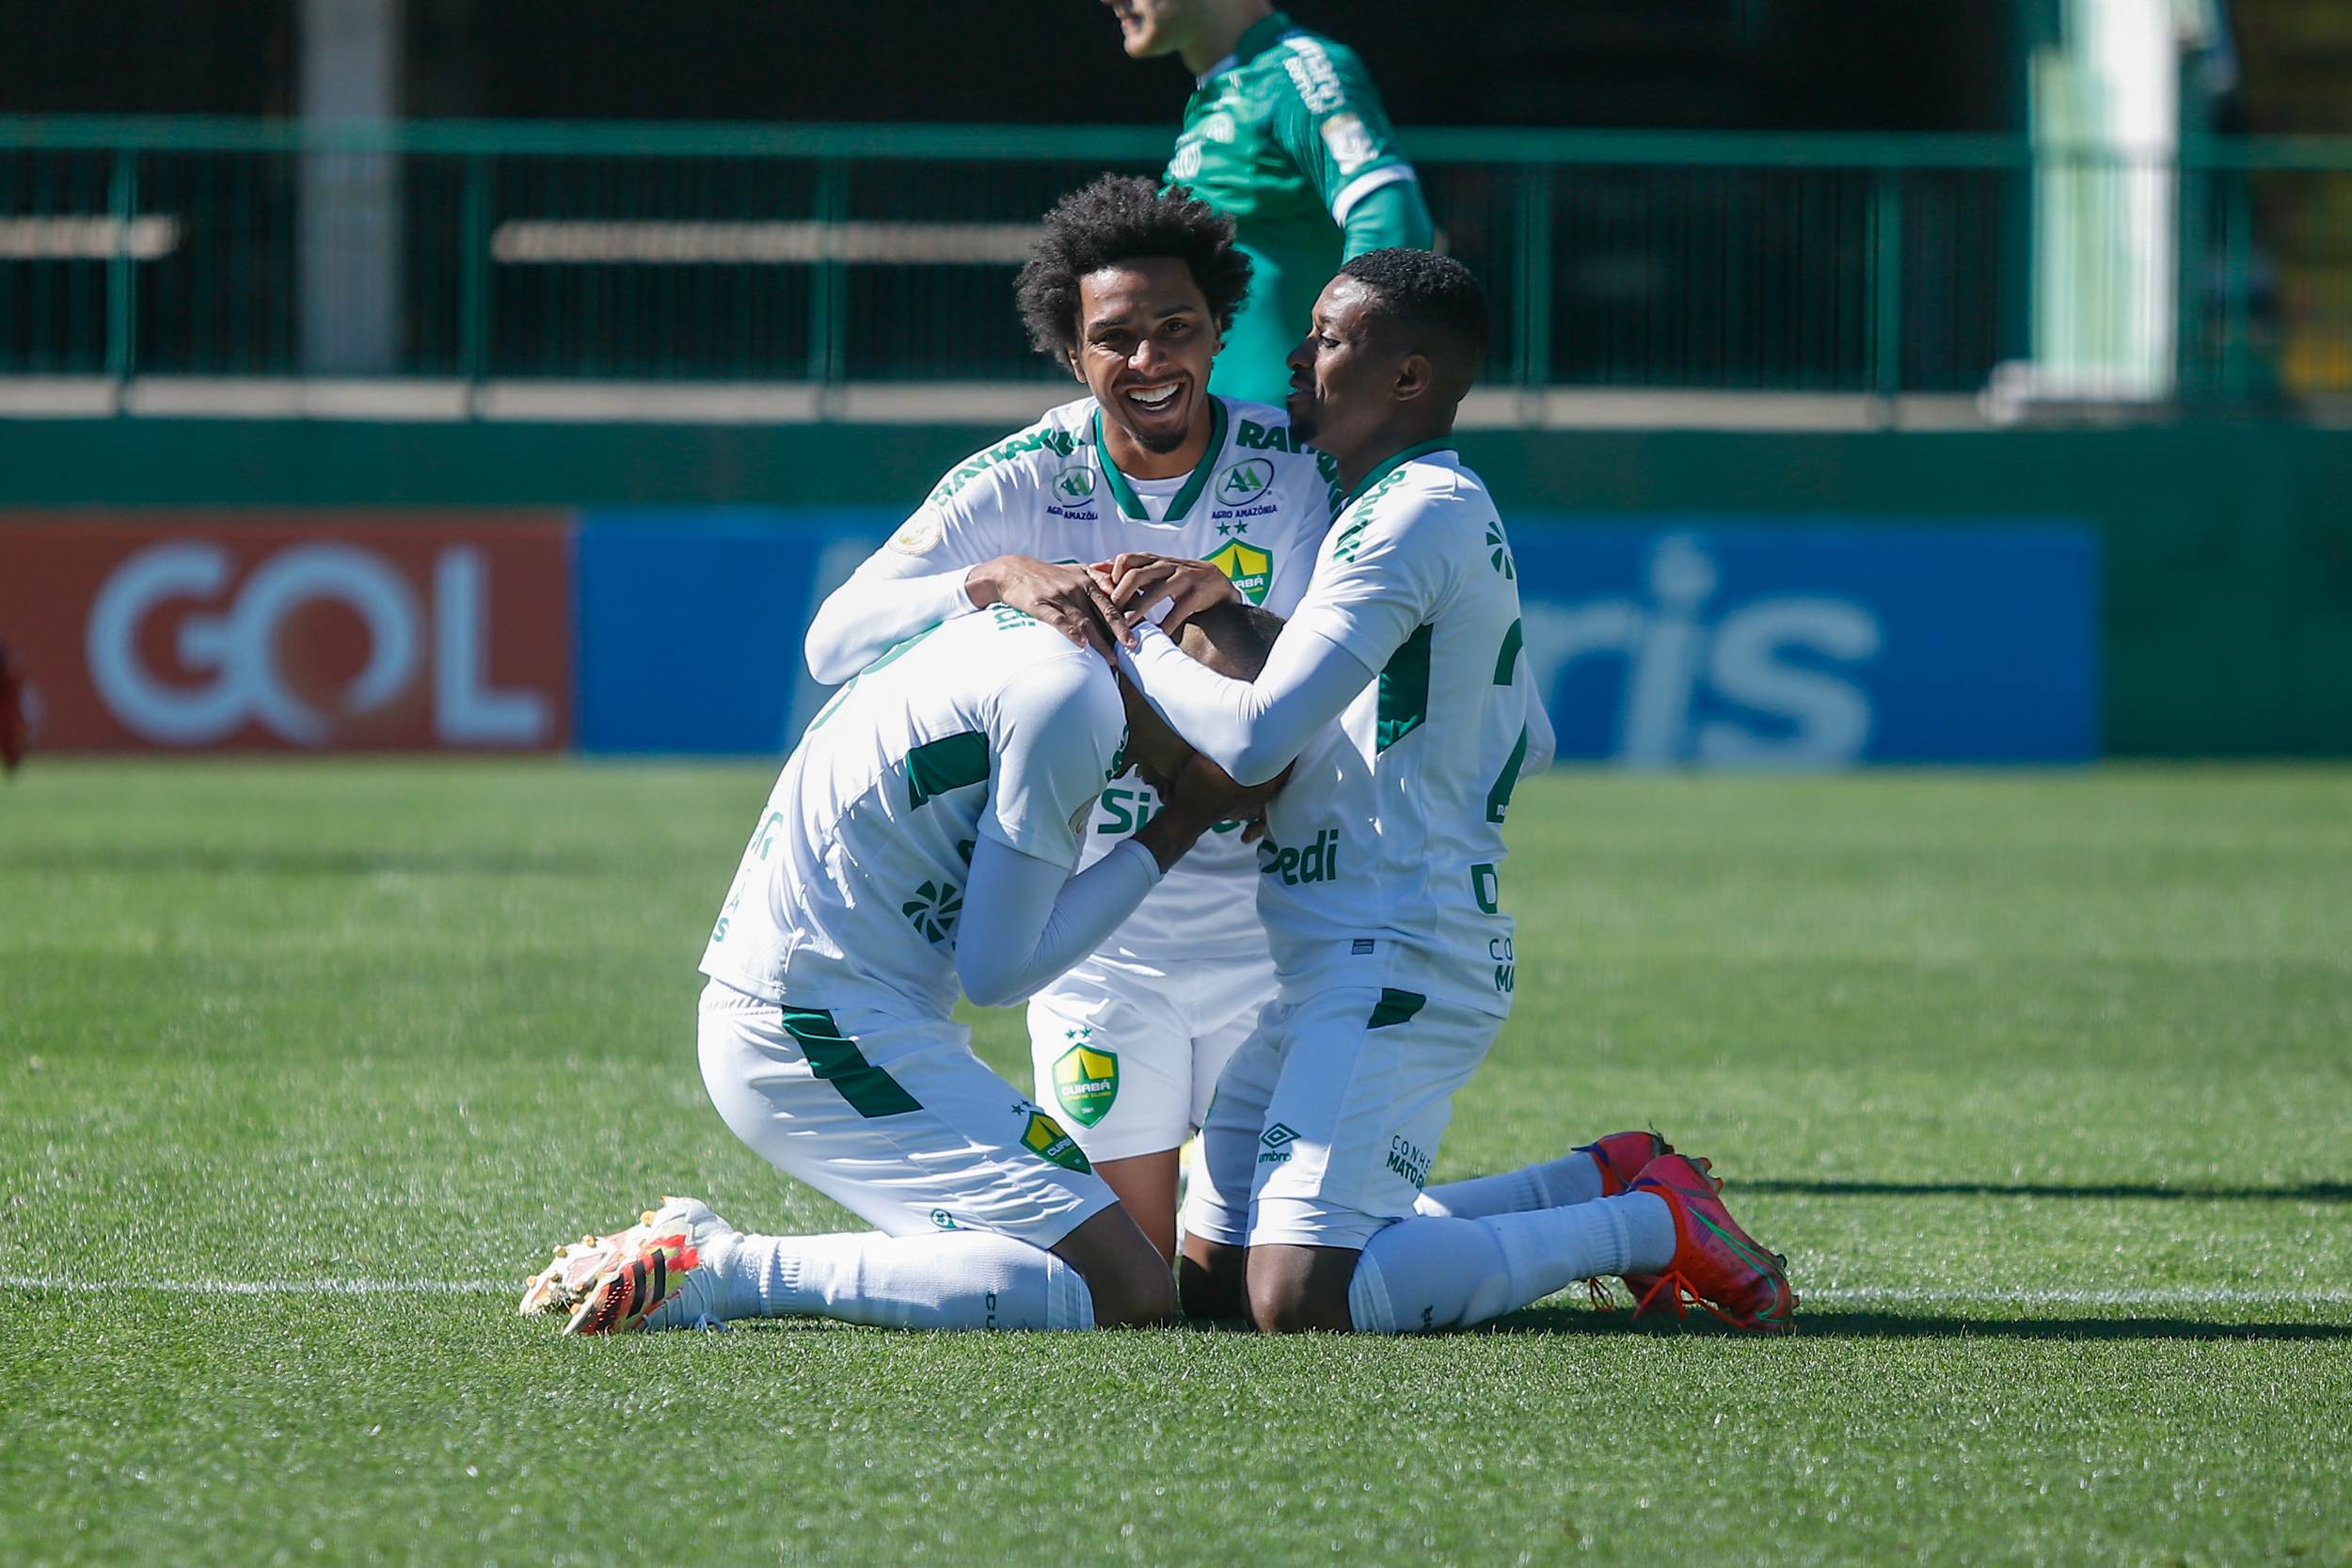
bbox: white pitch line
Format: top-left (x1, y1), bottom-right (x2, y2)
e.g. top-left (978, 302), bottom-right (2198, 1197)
top-left (1, 1275), bottom-right (508, 1296)
top-left (1806, 1286), bottom-right (2352, 1307)
top-left (5, 1276), bottom-right (2349, 1308)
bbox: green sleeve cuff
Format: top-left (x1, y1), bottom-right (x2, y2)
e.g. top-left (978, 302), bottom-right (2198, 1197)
top-left (1341, 180), bottom-right (1435, 258)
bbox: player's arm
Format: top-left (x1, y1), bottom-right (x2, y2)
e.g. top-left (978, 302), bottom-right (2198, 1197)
top-left (1341, 179), bottom-right (1433, 258)
top-left (804, 525), bottom-right (986, 684)
top-left (805, 460), bottom-right (1121, 684)
top-left (1118, 512), bottom-right (1441, 785)
top-left (807, 543), bottom-right (1123, 683)
top-left (1272, 39), bottom-right (1427, 257)
top-left (1119, 621), bottom-right (1370, 788)
top-left (957, 838), bottom-right (1159, 1010)
top-left (954, 662), bottom-right (1220, 1009)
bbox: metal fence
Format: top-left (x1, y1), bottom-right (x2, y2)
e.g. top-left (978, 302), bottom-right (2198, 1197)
top-left (1, 117), bottom-right (2346, 409)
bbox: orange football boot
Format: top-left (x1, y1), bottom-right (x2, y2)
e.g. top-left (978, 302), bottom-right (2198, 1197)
top-left (1626, 1152), bottom-right (1796, 1333)
top-left (1575, 1130), bottom-right (1698, 1308)
top-left (1577, 1130), bottom-right (1673, 1196)
top-left (563, 1230), bottom-right (703, 1336)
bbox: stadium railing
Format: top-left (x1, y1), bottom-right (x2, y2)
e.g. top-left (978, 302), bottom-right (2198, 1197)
top-left (0, 117), bottom-right (2345, 418)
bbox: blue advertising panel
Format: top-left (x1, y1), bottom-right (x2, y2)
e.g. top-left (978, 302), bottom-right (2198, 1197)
top-left (574, 510), bottom-right (2099, 765)
top-left (575, 508), bottom-right (896, 754)
top-left (1511, 517), bottom-right (2099, 765)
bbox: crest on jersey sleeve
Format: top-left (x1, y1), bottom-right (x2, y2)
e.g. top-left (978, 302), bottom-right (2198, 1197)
top-left (1321, 113), bottom-right (1376, 175)
top-left (1207, 539), bottom-right (1274, 605)
top-left (887, 513), bottom-right (944, 556)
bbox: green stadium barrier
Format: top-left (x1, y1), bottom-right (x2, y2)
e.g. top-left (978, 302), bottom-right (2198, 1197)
top-left (4, 119), bottom-right (2348, 399)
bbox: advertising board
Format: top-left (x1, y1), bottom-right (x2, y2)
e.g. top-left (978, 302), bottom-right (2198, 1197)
top-left (0, 510), bottom-right (2096, 765)
top-left (0, 515), bottom-right (571, 752)
top-left (1513, 519), bottom-right (2099, 766)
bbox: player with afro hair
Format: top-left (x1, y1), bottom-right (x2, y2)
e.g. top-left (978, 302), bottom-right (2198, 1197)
top-left (1015, 175), bottom-right (1253, 361)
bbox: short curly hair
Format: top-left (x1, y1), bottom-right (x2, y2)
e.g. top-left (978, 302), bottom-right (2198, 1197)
top-left (1015, 176), bottom-right (1253, 358)
top-left (1338, 248), bottom-right (1491, 384)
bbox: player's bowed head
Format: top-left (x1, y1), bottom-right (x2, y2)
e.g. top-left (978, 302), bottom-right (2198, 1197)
top-left (1109, 598), bottom-right (1292, 842)
top-left (1283, 248), bottom-right (1491, 495)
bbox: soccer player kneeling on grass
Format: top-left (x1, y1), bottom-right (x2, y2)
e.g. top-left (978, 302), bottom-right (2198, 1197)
top-left (797, 176), bottom-right (1341, 1263)
top-left (519, 602), bottom-right (1281, 1334)
top-left (1112, 250), bottom-right (1800, 1333)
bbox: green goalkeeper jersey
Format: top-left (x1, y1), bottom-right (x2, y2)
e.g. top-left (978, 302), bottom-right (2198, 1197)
top-left (1165, 11), bottom-right (1429, 404)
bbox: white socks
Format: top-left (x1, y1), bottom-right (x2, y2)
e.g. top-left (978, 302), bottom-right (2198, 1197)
top-left (714, 1229), bottom-right (1096, 1332)
top-left (672, 1148), bottom-right (1668, 1338)
top-left (1345, 1193), bottom-right (1677, 1333)
top-left (1414, 1147), bottom-right (1608, 1220)
top-left (683, 1189), bottom-right (1676, 1337)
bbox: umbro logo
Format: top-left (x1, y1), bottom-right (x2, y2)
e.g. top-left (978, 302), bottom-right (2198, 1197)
top-left (1259, 1122), bottom-right (1299, 1164)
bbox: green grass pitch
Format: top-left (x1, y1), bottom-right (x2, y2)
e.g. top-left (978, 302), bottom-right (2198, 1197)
top-left (3, 761), bottom-right (2348, 1567)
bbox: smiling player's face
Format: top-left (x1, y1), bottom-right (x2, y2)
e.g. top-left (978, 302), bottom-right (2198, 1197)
top-left (1073, 258), bottom-right (1220, 467)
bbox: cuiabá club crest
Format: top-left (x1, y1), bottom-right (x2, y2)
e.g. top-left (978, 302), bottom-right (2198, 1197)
top-left (1053, 1040), bottom-right (1120, 1127)
top-left (1207, 540), bottom-right (1273, 605)
top-left (1022, 1110), bottom-right (1093, 1172)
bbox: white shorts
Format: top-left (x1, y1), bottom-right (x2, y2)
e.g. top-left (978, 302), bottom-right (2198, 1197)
top-left (698, 981), bottom-right (1120, 1250)
top-left (1179, 985), bottom-right (1502, 1252)
top-left (1026, 947), bottom-right (1278, 1164)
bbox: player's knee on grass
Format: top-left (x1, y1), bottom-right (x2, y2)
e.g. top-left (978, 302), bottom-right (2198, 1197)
top-left (1052, 1205), bottom-right (1176, 1328)
top-left (1245, 1243), bottom-right (1359, 1334)
top-left (1178, 1235), bottom-right (1248, 1322)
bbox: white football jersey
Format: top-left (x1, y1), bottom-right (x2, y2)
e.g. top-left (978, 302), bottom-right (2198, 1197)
top-left (1256, 443), bottom-right (1533, 1018)
top-left (868, 393), bottom-right (1336, 959)
top-left (700, 608), bottom-right (1127, 1038)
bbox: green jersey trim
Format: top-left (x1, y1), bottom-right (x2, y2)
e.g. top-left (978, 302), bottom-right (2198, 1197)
top-left (905, 731), bottom-right (991, 811)
top-left (783, 1007), bottom-right (922, 1118)
top-left (1337, 438), bottom-right (1455, 514)
top-left (1493, 619), bottom-right (1524, 686)
top-left (1486, 726), bottom-right (1530, 825)
top-left (1367, 988), bottom-right (1427, 1030)
top-left (1091, 396), bottom-right (1230, 523)
top-left (926, 426), bottom-right (1078, 507)
top-left (1375, 623), bottom-right (1433, 753)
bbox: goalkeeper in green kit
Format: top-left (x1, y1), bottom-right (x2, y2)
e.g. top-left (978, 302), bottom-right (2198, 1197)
top-left (1102, 0), bottom-right (1436, 403)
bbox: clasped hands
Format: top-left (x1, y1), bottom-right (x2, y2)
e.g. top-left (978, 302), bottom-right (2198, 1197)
top-left (962, 552), bottom-right (1269, 835)
top-left (962, 551), bottom-right (1240, 661)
